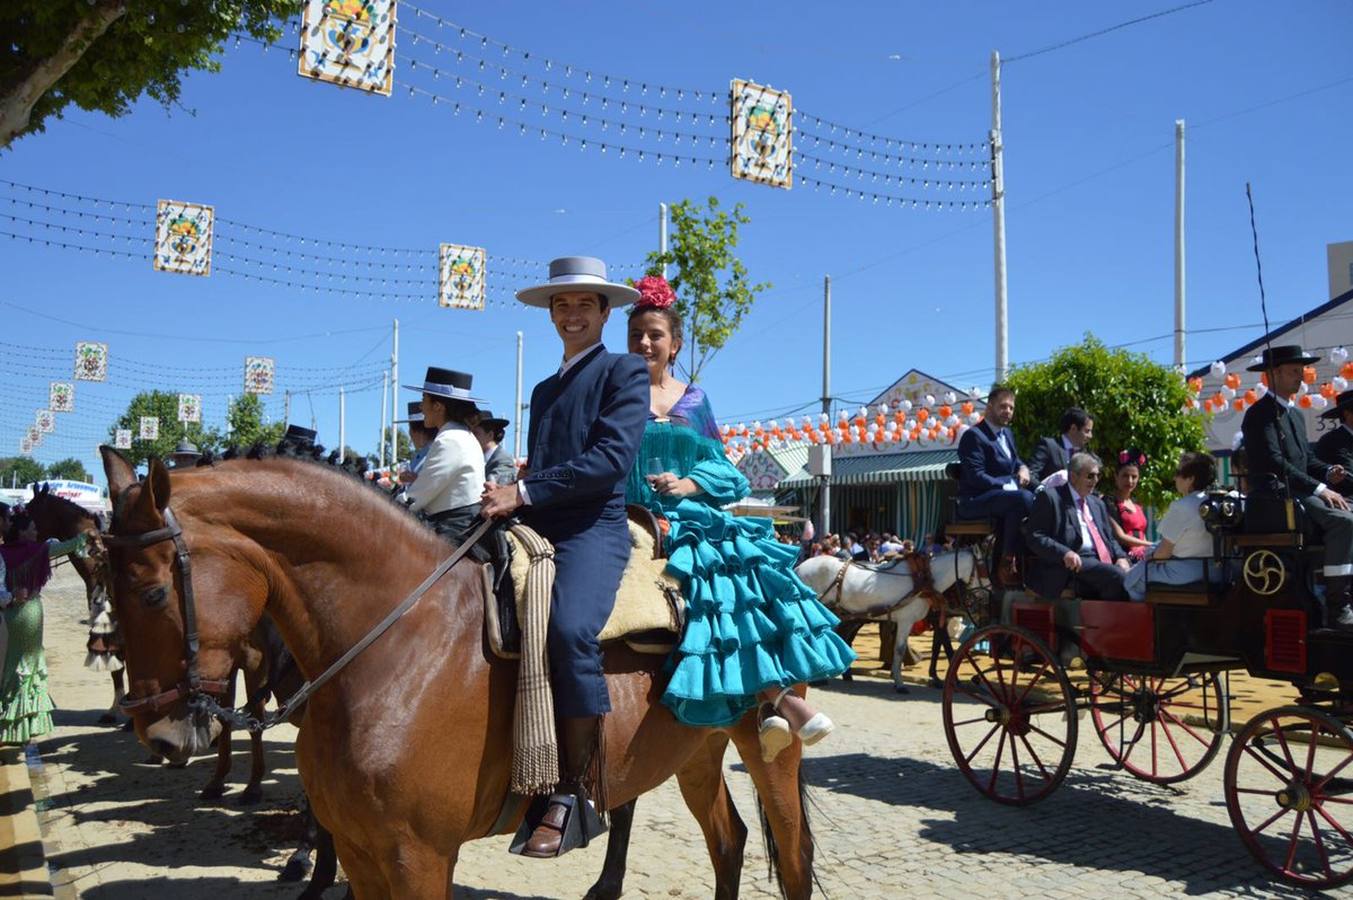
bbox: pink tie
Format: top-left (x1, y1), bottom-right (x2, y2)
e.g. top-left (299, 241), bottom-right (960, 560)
top-left (1079, 497), bottom-right (1112, 565)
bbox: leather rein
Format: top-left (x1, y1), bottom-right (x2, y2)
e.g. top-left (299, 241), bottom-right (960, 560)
top-left (106, 507), bottom-right (493, 731)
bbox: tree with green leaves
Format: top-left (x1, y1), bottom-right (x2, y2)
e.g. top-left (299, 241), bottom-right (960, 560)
top-left (45, 457), bottom-right (92, 482)
top-left (225, 393), bottom-right (284, 449)
top-left (0, 0), bottom-right (300, 147)
top-left (367, 427), bottom-right (412, 467)
top-left (109, 390), bottom-right (221, 468)
top-left (645, 196), bottom-right (770, 382)
top-left (0, 456), bottom-right (45, 489)
top-left (1004, 336), bottom-right (1206, 510)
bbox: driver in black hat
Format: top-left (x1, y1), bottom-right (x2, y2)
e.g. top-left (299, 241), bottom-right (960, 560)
top-left (1316, 389), bottom-right (1353, 498)
top-left (1242, 345), bottom-right (1353, 628)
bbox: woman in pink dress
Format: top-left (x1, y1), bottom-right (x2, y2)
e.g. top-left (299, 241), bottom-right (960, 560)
top-left (1106, 449), bottom-right (1153, 562)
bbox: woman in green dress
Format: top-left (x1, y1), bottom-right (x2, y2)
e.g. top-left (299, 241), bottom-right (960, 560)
top-left (0, 511), bottom-right (85, 745)
top-left (624, 276), bottom-right (855, 762)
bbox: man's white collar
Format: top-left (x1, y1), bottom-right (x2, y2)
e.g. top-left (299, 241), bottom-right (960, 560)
top-left (560, 341), bottom-right (603, 376)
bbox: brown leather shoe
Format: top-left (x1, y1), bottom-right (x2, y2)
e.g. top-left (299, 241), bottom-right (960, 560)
top-left (998, 554), bottom-right (1020, 587)
top-left (521, 797), bottom-right (570, 858)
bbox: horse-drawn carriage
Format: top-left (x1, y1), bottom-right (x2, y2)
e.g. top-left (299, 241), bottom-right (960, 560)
top-left (941, 487), bottom-right (1353, 889)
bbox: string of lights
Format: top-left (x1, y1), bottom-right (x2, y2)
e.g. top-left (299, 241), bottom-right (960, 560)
top-left (795, 172), bottom-right (991, 210)
top-left (797, 151), bottom-right (990, 191)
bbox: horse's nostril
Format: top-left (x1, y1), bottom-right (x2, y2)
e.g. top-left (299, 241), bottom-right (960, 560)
top-left (148, 738), bottom-right (178, 758)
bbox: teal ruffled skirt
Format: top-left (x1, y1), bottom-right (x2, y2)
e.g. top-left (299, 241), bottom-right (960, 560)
top-left (1, 597), bottom-right (54, 744)
top-left (658, 501), bottom-right (856, 727)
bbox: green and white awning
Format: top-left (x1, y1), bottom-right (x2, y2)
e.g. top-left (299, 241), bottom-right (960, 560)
top-left (778, 449), bottom-right (958, 489)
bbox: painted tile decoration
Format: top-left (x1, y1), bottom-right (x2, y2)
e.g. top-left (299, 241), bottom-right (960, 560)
top-left (35, 409), bottom-right (55, 434)
top-left (74, 341), bottom-right (108, 382)
top-left (49, 381), bottom-right (74, 413)
top-left (298, 0), bottom-right (397, 96)
top-left (139, 416), bottom-right (160, 441)
top-left (114, 429), bottom-right (133, 450)
top-left (244, 356), bottom-right (275, 395)
top-left (177, 393), bottom-right (202, 424)
top-left (731, 79), bottom-right (793, 189)
top-left (154, 199), bottom-right (214, 276)
top-left (438, 243), bottom-right (487, 311)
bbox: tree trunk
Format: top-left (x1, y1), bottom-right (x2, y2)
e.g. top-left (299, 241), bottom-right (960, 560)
top-left (0, 2), bottom-right (128, 148)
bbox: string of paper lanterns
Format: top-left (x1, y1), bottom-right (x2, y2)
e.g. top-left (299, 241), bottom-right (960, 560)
top-left (1185, 348), bottom-right (1353, 418)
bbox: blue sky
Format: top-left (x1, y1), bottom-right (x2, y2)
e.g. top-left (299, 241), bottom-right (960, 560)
top-left (3, 0), bottom-right (1351, 484)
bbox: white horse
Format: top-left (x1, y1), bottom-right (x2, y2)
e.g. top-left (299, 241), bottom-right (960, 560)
top-left (796, 549), bottom-right (989, 691)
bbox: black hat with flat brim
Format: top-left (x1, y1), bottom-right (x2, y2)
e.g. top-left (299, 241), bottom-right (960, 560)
top-left (283, 424), bottom-right (317, 446)
top-left (477, 409), bottom-right (509, 430)
top-left (1246, 344), bottom-right (1320, 372)
top-left (404, 367), bottom-right (484, 404)
top-left (1320, 390), bottom-right (1353, 419)
top-left (395, 401), bottom-right (424, 424)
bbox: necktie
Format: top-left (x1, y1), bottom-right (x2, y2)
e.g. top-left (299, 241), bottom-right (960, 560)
top-left (1079, 496), bottom-right (1112, 564)
top-left (995, 430), bottom-right (1010, 458)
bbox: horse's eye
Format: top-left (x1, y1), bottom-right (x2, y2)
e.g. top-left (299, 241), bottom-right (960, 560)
top-left (140, 585), bottom-right (169, 609)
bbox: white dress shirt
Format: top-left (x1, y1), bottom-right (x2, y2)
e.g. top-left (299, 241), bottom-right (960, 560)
top-left (1070, 485), bottom-right (1094, 553)
top-left (405, 421), bottom-right (485, 515)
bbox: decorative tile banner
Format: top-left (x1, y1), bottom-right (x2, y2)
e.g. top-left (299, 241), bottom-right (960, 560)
top-left (74, 341), bottom-right (108, 381)
top-left (298, 0), bottom-right (397, 96)
top-left (438, 243), bottom-right (486, 311)
top-left (154, 200), bottom-right (214, 276)
top-left (114, 429), bottom-right (133, 450)
top-left (244, 356), bottom-right (276, 395)
top-left (26, 426), bottom-right (41, 446)
top-left (139, 416), bottom-right (160, 441)
top-left (730, 79), bottom-right (793, 189)
top-left (35, 409), bottom-right (55, 434)
top-left (19, 436), bottom-right (33, 455)
top-left (177, 393), bottom-right (202, 424)
top-left (49, 381), bottom-right (74, 413)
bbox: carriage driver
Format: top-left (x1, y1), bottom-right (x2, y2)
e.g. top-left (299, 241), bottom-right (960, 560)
top-left (1241, 345), bottom-right (1353, 629)
top-left (481, 256), bottom-right (648, 858)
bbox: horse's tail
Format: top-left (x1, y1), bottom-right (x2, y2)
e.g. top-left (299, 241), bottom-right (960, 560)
top-left (755, 757), bottom-right (819, 900)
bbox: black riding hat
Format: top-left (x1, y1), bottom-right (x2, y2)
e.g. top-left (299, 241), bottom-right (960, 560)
top-left (1246, 344), bottom-right (1320, 372)
top-left (395, 401), bottom-right (424, 424)
top-left (1320, 390), bottom-right (1353, 420)
top-left (476, 409), bottom-right (509, 430)
top-left (283, 424), bottom-right (317, 446)
top-left (404, 367), bottom-right (484, 404)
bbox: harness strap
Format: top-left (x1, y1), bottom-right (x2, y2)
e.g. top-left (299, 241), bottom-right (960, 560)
top-left (816, 559), bottom-right (852, 608)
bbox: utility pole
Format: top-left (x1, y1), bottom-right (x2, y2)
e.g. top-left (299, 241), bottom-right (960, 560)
top-left (819, 275), bottom-right (832, 537)
top-left (1174, 118), bottom-right (1187, 370)
top-left (991, 50), bottom-right (1009, 383)
top-left (338, 386), bottom-right (346, 464)
top-left (225, 394), bottom-right (233, 437)
top-left (378, 369), bottom-right (389, 471)
top-left (390, 318), bottom-right (400, 469)
top-left (659, 201), bottom-right (669, 277)
top-left (283, 390), bottom-right (291, 428)
top-left (514, 331), bottom-right (525, 460)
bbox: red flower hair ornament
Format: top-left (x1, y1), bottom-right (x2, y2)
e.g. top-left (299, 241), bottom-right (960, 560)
top-left (632, 275), bottom-right (676, 311)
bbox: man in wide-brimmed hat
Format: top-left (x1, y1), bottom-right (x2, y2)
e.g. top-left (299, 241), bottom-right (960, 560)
top-left (1316, 390), bottom-right (1353, 498)
top-left (1242, 345), bottom-right (1353, 628)
top-left (481, 256), bottom-right (647, 857)
top-left (471, 409), bottom-right (517, 486)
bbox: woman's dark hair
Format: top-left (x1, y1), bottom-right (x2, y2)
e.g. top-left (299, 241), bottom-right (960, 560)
top-left (415, 422), bottom-right (440, 442)
top-left (1117, 448), bottom-right (1147, 469)
top-left (1177, 451), bottom-right (1216, 491)
top-left (628, 303), bottom-right (684, 349)
top-left (423, 396), bottom-right (477, 427)
top-left (6, 512), bottom-right (33, 543)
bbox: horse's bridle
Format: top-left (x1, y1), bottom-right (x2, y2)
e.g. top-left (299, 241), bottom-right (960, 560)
top-left (103, 508), bottom-right (229, 715)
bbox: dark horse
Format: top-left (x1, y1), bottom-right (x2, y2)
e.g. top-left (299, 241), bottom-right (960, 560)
top-left (101, 449), bottom-right (816, 898)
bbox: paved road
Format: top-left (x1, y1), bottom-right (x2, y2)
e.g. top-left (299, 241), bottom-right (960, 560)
top-left (28, 568), bottom-right (1312, 898)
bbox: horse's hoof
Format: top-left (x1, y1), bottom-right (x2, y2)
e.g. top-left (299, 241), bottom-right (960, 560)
top-left (927, 677), bottom-right (944, 690)
top-left (200, 783), bottom-right (226, 801)
top-left (278, 852), bottom-right (312, 883)
top-left (583, 883), bottom-right (623, 900)
top-left (893, 683), bottom-right (910, 695)
top-left (236, 786), bottom-right (263, 806)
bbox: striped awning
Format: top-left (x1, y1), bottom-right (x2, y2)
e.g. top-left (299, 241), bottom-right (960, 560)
top-left (779, 449), bottom-right (959, 489)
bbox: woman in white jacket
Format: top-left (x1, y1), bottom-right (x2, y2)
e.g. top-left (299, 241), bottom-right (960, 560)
top-left (403, 367), bottom-right (486, 540)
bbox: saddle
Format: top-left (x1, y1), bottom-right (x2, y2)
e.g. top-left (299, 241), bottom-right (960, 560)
top-left (483, 507), bottom-right (684, 659)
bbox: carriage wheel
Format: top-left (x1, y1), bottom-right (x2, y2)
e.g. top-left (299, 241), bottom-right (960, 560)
top-left (1088, 670), bottom-right (1229, 784)
top-left (1224, 705), bottom-right (1353, 889)
top-left (942, 624), bottom-right (1077, 806)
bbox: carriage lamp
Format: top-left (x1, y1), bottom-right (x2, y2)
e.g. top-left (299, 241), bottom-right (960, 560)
top-left (1199, 490), bottom-right (1243, 533)
top-left (1312, 672), bottom-right (1340, 692)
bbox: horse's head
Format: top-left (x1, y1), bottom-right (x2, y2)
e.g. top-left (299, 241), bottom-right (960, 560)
top-left (26, 483), bottom-right (111, 609)
top-left (101, 447), bottom-right (265, 763)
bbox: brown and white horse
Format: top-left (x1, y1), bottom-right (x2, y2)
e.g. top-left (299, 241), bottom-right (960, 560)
top-left (101, 449), bottom-right (817, 899)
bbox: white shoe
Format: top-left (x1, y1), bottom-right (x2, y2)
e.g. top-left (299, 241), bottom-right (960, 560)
top-left (796, 712), bottom-right (835, 747)
top-left (759, 714), bottom-right (793, 763)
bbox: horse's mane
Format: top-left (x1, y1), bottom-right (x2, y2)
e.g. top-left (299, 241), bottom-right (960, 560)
top-left (28, 487), bottom-right (100, 527)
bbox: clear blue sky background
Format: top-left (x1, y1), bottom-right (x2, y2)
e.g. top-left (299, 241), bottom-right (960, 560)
top-left (3, 0), bottom-right (1351, 485)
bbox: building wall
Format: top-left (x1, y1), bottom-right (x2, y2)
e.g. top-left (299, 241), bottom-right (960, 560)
top-left (1330, 242), bottom-right (1353, 300)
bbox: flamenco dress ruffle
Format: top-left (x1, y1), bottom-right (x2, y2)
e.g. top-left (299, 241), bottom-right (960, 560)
top-left (0, 597), bottom-right (55, 744)
top-left (628, 421), bottom-right (855, 728)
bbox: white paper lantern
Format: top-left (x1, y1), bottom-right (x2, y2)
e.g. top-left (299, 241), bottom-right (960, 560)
top-left (879, 403), bottom-right (890, 415)
top-left (1299, 382), bottom-right (1310, 395)
top-left (899, 399), bottom-right (913, 412)
top-left (1221, 385), bottom-right (1236, 400)
top-left (1210, 361), bottom-right (1227, 378)
top-left (923, 394), bottom-right (936, 407)
top-left (1312, 395), bottom-right (1330, 410)
top-left (1335, 377), bottom-right (1349, 393)
top-left (969, 386), bottom-right (981, 399)
top-left (968, 412), bottom-right (983, 425)
top-left (1332, 347), bottom-right (1349, 364)
top-left (943, 391), bottom-right (957, 405)
top-left (1232, 430), bottom-right (1244, 450)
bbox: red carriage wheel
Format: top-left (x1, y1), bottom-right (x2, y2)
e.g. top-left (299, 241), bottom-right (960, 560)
top-left (1224, 705), bottom-right (1353, 889)
top-left (1088, 670), bottom-right (1229, 785)
top-left (942, 624), bottom-right (1077, 806)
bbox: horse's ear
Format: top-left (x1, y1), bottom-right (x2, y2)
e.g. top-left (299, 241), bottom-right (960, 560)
top-left (146, 458), bottom-right (172, 511)
top-left (101, 446), bottom-right (137, 501)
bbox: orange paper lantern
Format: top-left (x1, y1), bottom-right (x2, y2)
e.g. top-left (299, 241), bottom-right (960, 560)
top-left (1244, 389), bottom-right (1258, 405)
top-left (916, 408), bottom-right (931, 423)
top-left (961, 401), bottom-right (974, 416)
top-left (938, 405), bottom-right (953, 418)
top-left (1299, 395), bottom-right (1314, 408)
top-left (1304, 366), bottom-right (1318, 384)
top-left (1232, 399), bottom-right (1245, 412)
top-left (1322, 382), bottom-right (1339, 399)
top-left (1224, 373), bottom-right (1241, 390)
top-left (1187, 377), bottom-right (1204, 395)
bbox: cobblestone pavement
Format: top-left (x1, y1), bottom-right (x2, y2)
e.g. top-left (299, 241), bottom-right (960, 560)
top-left (30, 569), bottom-right (1319, 898)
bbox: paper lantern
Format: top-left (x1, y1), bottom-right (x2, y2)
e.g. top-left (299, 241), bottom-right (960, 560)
top-left (1244, 389), bottom-right (1258, 405)
top-left (1312, 395), bottom-right (1330, 411)
top-left (1333, 347), bottom-right (1349, 364)
top-left (899, 399), bottom-right (913, 412)
top-left (1221, 386), bottom-right (1236, 400)
top-left (1299, 395), bottom-right (1314, 408)
top-left (923, 394), bottom-right (936, 407)
top-left (1342, 362), bottom-right (1353, 381)
top-left (961, 401), bottom-right (974, 416)
top-left (1224, 373), bottom-right (1241, 390)
top-left (1210, 361), bottom-right (1227, 378)
top-left (1304, 366), bottom-right (1318, 384)
top-left (944, 391), bottom-right (957, 405)
top-left (916, 408), bottom-right (931, 423)
top-left (1335, 377), bottom-right (1349, 393)
top-left (938, 404), bottom-right (953, 418)
top-left (1232, 399), bottom-right (1245, 412)
top-left (1212, 392), bottom-right (1226, 407)
top-left (1256, 382), bottom-right (1268, 398)
top-left (1187, 377), bottom-right (1204, 395)
top-left (1322, 382), bottom-right (1338, 399)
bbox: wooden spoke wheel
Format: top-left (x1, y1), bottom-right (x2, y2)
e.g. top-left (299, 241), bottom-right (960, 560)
top-left (942, 624), bottom-right (1077, 806)
top-left (1088, 671), bottom-right (1229, 785)
top-left (1224, 705), bottom-right (1353, 889)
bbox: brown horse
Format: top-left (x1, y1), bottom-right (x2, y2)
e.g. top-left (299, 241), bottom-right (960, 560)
top-left (101, 448), bottom-right (816, 899)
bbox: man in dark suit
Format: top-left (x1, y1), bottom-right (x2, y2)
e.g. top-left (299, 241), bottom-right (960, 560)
top-left (1024, 451), bottom-right (1130, 600)
top-left (1315, 390), bottom-right (1353, 498)
top-left (472, 409), bottom-right (519, 486)
top-left (957, 384), bottom-right (1035, 584)
top-left (1242, 345), bottom-right (1353, 628)
top-left (481, 256), bottom-right (649, 856)
top-left (1027, 407), bottom-right (1094, 484)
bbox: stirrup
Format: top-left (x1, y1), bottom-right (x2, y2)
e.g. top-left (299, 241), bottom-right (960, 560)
top-left (508, 791), bottom-right (607, 858)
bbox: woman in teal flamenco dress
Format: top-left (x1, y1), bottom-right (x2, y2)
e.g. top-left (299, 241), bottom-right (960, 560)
top-left (624, 276), bottom-right (855, 762)
top-left (0, 512), bottom-right (85, 745)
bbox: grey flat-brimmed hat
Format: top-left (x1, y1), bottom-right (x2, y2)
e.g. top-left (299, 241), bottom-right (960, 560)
top-left (515, 256), bottom-right (640, 309)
